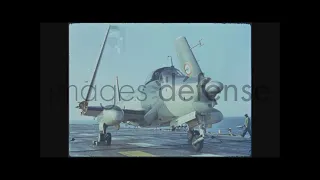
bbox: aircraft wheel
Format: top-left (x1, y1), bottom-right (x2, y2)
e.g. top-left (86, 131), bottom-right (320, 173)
top-left (105, 133), bottom-right (112, 146)
top-left (191, 130), bottom-right (204, 152)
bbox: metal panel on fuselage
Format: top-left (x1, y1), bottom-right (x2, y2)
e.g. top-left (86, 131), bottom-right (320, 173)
top-left (159, 76), bottom-right (199, 117)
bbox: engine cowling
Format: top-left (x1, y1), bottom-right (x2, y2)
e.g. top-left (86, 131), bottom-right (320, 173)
top-left (98, 105), bottom-right (124, 126)
top-left (203, 80), bottom-right (223, 100)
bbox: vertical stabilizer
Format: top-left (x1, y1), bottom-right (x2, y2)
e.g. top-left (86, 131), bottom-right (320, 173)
top-left (174, 36), bottom-right (203, 78)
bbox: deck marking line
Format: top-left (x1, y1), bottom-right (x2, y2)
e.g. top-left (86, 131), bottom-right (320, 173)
top-left (128, 143), bottom-right (156, 147)
top-left (112, 137), bottom-right (130, 140)
top-left (118, 151), bottom-right (156, 157)
top-left (190, 153), bottom-right (224, 157)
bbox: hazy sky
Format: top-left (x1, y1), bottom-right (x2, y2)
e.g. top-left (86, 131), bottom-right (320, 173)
top-left (69, 23), bottom-right (251, 120)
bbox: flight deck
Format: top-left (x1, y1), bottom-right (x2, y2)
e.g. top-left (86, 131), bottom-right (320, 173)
top-left (69, 124), bottom-right (251, 157)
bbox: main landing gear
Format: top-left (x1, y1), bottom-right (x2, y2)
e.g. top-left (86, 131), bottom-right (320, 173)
top-left (187, 115), bottom-right (206, 152)
top-left (93, 123), bottom-right (112, 146)
top-left (187, 129), bottom-right (204, 152)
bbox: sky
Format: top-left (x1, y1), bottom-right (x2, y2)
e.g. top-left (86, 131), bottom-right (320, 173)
top-left (69, 23), bottom-right (251, 121)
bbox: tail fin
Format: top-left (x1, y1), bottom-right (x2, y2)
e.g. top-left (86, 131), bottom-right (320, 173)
top-left (174, 36), bottom-right (203, 78)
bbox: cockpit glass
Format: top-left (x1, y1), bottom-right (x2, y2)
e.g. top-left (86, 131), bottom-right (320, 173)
top-left (161, 68), bottom-right (184, 77)
top-left (145, 71), bottom-right (155, 84)
top-left (144, 67), bottom-right (185, 85)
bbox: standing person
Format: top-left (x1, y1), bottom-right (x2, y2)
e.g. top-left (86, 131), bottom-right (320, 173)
top-left (228, 128), bottom-right (235, 136)
top-left (241, 114), bottom-right (252, 137)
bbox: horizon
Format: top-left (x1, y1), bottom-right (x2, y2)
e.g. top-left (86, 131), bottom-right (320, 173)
top-left (69, 117), bottom-right (247, 133)
top-left (69, 116), bottom-right (246, 123)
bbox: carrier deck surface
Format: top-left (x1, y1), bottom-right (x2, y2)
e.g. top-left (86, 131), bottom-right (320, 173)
top-left (69, 124), bottom-right (251, 157)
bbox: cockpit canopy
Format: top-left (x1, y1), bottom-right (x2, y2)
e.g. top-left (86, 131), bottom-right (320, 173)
top-left (145, 66), bottom-right (185, 85)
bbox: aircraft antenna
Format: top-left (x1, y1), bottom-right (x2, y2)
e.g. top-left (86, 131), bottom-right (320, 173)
top-left (191, 39), bottom-right (204, 50)
top-left (168, 56), bottom-right (174, 67)
top-left (116, 76), bottom-right (121, 102)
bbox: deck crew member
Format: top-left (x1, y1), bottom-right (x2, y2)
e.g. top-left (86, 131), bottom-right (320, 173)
top-left (241, 114), bottom-right (252, 137)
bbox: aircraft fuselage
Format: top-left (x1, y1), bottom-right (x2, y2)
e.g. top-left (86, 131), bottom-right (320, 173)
top-left (112, 73), bottom-right (223, 128)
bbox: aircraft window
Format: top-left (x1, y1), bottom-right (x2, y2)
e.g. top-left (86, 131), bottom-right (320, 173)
top-left (161, 68), bottom-right (185, 77)
top-left (145, 71), bottom-right (161, 85)
top-left (145, 67), bottom-right (184, 85)
top-left (159, 74), bottom-right (163, 82)
top-left (154, 72), bottom-right (160, 80)
top-left (145, 71), bottom-right (155, 84)
top-left (174, 69), bottom-right (184, 76)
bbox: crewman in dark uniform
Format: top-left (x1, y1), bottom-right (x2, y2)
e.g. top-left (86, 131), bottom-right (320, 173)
top-left (228, 128), bottom-right (235, 136)
top-left (241, 114), bottom-right (252, 137)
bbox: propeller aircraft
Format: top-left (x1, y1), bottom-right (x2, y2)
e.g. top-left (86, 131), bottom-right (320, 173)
top-left (76, 25), bottom-right (224, 152)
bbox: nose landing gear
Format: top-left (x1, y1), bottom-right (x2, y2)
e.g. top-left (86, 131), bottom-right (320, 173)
top-left (93, 123), bottom-right (112, 146)
top-left (187, 114), bottom-right (207, 152)
top-left (187, 129), bottom-right (204, 152)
